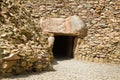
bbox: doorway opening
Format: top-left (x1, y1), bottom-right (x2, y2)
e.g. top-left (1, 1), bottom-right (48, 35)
top-left (53, 36), bottom-right (75, 59)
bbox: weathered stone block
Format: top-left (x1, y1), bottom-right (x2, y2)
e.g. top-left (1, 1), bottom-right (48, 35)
top-left (40, 15), bottom-right (87, 37)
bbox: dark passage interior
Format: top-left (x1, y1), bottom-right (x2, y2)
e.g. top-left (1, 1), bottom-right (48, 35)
top-left (53, 36), bottom-right (75, 59)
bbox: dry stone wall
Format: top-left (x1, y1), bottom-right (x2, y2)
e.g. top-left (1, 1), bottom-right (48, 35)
top-left (74, 0), bottom-right (120, 64)
top-left (0, 0), bottom-right (53, 76)
top-left (0, 0), bottom-right (120, 76)
top-left (35, 0), bottom-right (120, 64)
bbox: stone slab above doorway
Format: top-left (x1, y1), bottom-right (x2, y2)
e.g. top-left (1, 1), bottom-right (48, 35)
top-left (40, 15), bottom-right (87, 38)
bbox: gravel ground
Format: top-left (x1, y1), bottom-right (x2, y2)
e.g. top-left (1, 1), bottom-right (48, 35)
top-left (2, 58), bottom-right (120, 80)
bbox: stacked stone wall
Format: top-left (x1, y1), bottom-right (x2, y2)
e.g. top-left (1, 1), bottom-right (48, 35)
top-left (35, 0), bottom-right (120, 63)
top-left (0, 0), bottom-right (120, 76)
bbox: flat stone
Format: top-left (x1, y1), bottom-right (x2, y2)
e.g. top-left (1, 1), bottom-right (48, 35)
top-left (27, 57), bottom-right (38, 62)
top-left (40, 15), bottom-right (87, 37)
top-left (3, 54), bottom-right (20, 61)
top-left (96, 45), bottom-right (104, 50)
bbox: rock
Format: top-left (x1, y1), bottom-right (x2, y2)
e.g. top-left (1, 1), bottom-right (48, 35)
top-left (82, 56), bottom-right (85, 60)
top-left (48, 34), bottom-right (55, 49)
top-left (85, 56), bottom-right (89, 61)
top-left (18, 53), bottom-right (26, 57)
top-left (96, 45), bottom-right (104, 50)
top-left (46, 64), bottom-right (54, 71)
top-left (99, 58), bottom-right (104, 63)
top-left (78, 54), bottom-right (82, 60)
top-left (21, 61), bottom-right (27, 67)
top-left (27, 62), bottom-right (33, 67)
top-left (3, 54), bottom-right (20, 61)
top-left (0, 59), bottom-right (3, 64)
top-left (100, 55), bottom-right (106, 58)
top-left (6, 68), bottom-right (12, 73)
top-left (89, 57), bottom-right (93, 62)
top-left (40, 15), bottom-right (87, 37)
top-left (2, 61), bottom-right (16, 69)
top-left (36, 64), bottom-right (43, 69)
top-left (0, 33), bottom-right (7, 38)
top-left (93, 57), bottom-right (99, 63)
top-left (27, 57), bottom-right (38, 62)
top-left (45, 58), bottom-right (51, 62)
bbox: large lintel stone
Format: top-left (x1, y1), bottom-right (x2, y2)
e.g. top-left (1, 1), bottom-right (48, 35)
top-left (40, 15), bottom-right (87, 38)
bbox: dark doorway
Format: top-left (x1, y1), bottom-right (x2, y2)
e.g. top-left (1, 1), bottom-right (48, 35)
top-left (53, 36), bottom-right (75, 59)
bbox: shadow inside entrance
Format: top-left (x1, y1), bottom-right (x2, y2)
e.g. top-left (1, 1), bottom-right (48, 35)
top-left (53, 36), bottom-right (75, 60)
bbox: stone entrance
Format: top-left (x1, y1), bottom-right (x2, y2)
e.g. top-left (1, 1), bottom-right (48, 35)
top-left (40, 15), bottom-right (87, 60)
top-left (53, 36), bottom-right (75, 58)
